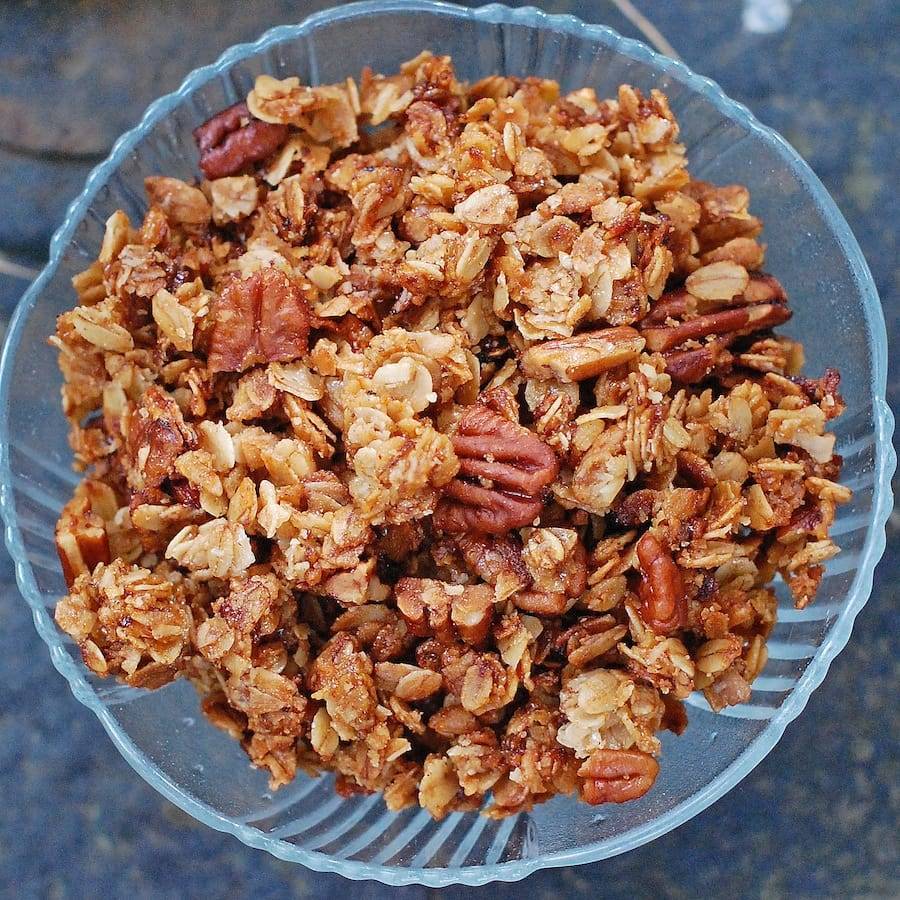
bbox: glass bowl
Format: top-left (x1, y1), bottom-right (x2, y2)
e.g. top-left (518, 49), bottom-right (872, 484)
top-left (0, 0), bottom-right (893, 887)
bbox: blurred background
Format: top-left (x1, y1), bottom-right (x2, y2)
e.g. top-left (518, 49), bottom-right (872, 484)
top-left (1, 1), bottom-right (897, 897)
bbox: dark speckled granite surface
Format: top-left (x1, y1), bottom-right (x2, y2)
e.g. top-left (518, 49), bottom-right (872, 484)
top-left (1, 2), bottom-right (897, 897)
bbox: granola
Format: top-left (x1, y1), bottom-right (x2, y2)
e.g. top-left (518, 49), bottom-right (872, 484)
top-left (51, 53), bottom-right (849, 818)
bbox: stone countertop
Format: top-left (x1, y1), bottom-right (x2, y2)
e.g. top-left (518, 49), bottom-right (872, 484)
top-left (1, 2), bottom-right (897, 897)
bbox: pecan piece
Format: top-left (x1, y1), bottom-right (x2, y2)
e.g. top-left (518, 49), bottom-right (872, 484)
top-left (512, 590), bottom-right (568, 616)
top-left (664, 339), bottom-right (733, 384)
top-left (125, 386), bottom-right (196, 491)
top-left (193, 101), bottom-right (290, 180)
top-left (635, 532), bottom-right (686, 635)
top-left (55, 495), bottom-right (111, 588)
top-left (578, 749), bottom-right (659, 804)
top-left (520, 326), bottom-right (645, 382)
top-left (434, 405), bottom-right (559, 535)
top-left (395, 578), bottom-right (494, 646)
top-left (641, 303), bottom-right (790, 353)
top-left (610, 488), bottom-right (659, 528)
top-left (451, 533), bottom-right (531, 593)
top-left (676, 450), bottom-right (717, 488)
top-left (742, 272), bottom-right (787, 304)
top-left (450, 583), bottom-right (496, 645)
top-left (644, 288), bottom-right (690, 325)
top-left (208, 268), bottom-right (311, 374)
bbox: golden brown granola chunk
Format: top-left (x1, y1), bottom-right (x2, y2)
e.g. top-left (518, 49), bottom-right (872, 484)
top-left (55, 559), bottom-right (192, 687)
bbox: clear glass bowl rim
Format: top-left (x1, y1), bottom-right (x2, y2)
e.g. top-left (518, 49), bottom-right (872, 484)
top-left (0, 0), bottom-right (894, 887)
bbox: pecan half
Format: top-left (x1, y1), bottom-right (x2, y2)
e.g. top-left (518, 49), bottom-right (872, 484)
top-left (520, 326), bottom-right (645, 382)
top-left (436, 480), bottom-right (544, 535)
top-left (645, 273), bottom-right (785, 330)
top-left (578, 749), bottom-right (659, 804)
top-left (635, 532), bottom-right (686, 634)
top-left (434, 405), bottom-right (559, 534)
top-left (207, 268), bottom-right (311, 374)
top-left (452, 405), bottom-right (559, 495)
top-left (193, 101), bottom-right (290, 180)
top-left (641, 303), bottom-right (790, 353)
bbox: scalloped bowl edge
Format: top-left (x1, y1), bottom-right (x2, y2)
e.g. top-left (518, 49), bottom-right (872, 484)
top-left (0, 0), bottom-right (893, 887)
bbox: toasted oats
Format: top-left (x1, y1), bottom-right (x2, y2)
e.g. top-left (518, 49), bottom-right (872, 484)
top-left (145, 176), bottom-right (211, 226)
top-left (419, 756), bottom-right (460, 818)
top-left (152, 288), bottom-right (194, 352)
top-left (166, 519), bottom-right (254, 578)
top-left (51, 52), bottom-right (847, 816)
top-left (209, 175), bottom-right (259, 225)
top-left (454, 184), bottom-right (518, 228)
top-left (685, 260), bottom-right (750, 302)
top-left (69, 304), bottom-right (133, 353)
top-left (98, 210), bottom-right (131, 264)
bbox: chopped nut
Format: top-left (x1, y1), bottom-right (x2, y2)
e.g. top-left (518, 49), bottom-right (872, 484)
top-left (395, 578), bottom-right (494, 646)
top-left (521, 327), bottom-right (646, 382)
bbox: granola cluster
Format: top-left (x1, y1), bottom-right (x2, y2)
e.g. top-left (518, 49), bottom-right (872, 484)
top-left (51, 53), bottom-right (849, 818)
